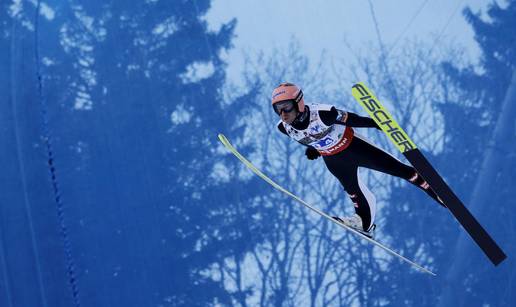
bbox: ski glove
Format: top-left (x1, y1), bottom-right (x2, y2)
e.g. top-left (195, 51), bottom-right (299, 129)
top-left (305, 147), bottom-right (321, 160)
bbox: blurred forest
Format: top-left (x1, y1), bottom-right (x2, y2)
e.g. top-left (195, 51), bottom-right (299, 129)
top-left (0, 0), bottom-right (514, 306)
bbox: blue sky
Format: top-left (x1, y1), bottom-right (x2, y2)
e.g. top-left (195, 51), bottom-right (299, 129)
top-left (206, 0), bottom-right (501, 86)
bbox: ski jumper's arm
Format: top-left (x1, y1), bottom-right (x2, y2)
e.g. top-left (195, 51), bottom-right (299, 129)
top-left (320, 107), bottom-right (380, 129)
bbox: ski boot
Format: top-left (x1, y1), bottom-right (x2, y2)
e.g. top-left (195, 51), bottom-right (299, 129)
top-left (332, 214), bottom-right (376, 239)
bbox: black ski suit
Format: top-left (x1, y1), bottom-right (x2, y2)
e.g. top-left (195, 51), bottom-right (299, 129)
top-left (278, 105), bottom-right (443, 231)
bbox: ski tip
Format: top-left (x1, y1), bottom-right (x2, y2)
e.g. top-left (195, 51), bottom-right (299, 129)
top-left (218, 133), bottom-right (227, 142)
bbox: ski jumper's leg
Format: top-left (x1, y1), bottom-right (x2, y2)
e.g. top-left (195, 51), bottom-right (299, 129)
top-left (322, 153), bottom-right (376, 231)
top-left (352, 135), bottom-right (445, 207)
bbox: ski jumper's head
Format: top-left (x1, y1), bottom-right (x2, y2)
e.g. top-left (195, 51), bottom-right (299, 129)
top-left (271, 82), bottom-right (305, 125)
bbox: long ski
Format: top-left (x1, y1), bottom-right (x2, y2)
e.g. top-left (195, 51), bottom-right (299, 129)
top-left (351, 82), bottom-right (507, 266)
top-left (218, 133), bottom-right (436, 276)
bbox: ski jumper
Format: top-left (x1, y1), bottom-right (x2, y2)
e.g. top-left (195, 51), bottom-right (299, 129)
top-left (277, 104), bottom-right (442, 231)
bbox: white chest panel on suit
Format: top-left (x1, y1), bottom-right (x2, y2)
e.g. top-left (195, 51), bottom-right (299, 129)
top-left (278, 104), bottom-right (354, 156)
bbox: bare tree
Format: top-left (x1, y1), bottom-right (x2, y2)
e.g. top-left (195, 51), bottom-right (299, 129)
top-left (332, 38), bottom-right (471, 305)
top-left (215, 40), bottom-right (405, 306)
top-left (438, 68), bottom-right (516, 307)
top-left (213, 33), bottom-right (468, 305)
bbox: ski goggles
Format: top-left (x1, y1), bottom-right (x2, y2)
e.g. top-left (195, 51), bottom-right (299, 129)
top-left (273, 100), bottom-right (296, 115)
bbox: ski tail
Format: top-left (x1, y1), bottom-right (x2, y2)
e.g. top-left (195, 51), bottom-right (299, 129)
top-left (351, 83), bottom-right (507, 266)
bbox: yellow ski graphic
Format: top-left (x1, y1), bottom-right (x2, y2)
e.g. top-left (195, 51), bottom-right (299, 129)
top-left (351, 83), bottom-right (417, 153)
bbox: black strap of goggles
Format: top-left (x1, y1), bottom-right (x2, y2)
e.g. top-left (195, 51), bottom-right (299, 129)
top-left (295, 90), bottom-right (303, 103)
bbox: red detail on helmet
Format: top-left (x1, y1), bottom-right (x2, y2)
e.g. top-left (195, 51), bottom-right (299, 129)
top-left (271, 82), bottom-right (305, 112)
